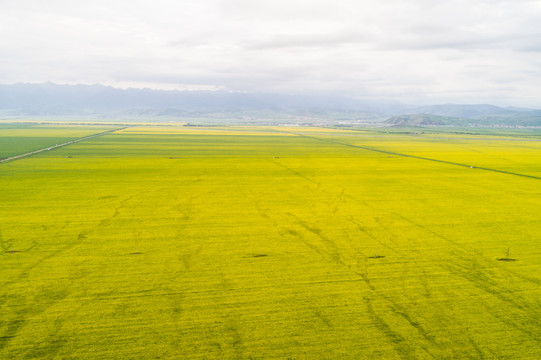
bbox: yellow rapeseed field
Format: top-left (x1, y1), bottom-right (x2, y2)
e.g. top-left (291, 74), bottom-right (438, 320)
top-left (1, 124), bottom-right (540, 359)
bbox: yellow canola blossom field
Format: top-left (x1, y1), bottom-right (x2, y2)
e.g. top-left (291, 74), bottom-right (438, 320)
top-left (1, 124), bottom-right (540, 359)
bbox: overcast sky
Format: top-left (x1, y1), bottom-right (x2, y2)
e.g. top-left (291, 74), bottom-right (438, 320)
top-left (2, 0), bottom-right (541, 106)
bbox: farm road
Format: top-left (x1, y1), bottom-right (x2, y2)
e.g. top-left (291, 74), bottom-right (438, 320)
top-left (286, 130), bottom-right (541, 180)
top-left (0, 126), bottom-right (130, 164)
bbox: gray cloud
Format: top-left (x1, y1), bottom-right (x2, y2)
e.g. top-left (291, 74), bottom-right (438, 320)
top-left (1, 0), bottom-right (541, 106)
top-left (243, 32), bottom-right (371, 50)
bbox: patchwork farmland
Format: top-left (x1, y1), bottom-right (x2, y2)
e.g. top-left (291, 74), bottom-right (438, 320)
top-left (1, 124), bottom-right (540, 359)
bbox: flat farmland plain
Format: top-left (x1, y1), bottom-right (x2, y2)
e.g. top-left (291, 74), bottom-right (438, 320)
top-left (1, 125), bottom-right (540, 359)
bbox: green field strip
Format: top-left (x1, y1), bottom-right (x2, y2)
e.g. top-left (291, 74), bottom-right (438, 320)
top-left (291, 131), bottom-right (541, 180)
top-left (0, 126), bottom-right (130, 164)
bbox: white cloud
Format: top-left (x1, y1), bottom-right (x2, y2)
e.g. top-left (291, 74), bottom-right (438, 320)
top-left (1, 0), bottom-right (541, 106)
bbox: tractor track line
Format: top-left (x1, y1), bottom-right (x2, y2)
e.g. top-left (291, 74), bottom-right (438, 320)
top-left (0, 126), bottom-right (131, 164)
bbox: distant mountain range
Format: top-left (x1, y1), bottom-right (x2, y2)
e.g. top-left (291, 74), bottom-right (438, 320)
top-left (1, 83), bottom-right (540, 126)
top-left (0, 83), bottom-right (402, 121)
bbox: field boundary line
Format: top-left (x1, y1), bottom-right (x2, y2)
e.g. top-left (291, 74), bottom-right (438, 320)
top-left (286, 130), bottom-right (541, 180)
top-left (0, 126), bottom-right (131, 164)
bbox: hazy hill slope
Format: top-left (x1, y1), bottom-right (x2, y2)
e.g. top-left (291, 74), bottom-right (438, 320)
top-left (411, 104), bottom-right (514, 118)
top-left (385, 112), bottom-right (541, 127)
top-left (384, 114), bottom-right (459, 126)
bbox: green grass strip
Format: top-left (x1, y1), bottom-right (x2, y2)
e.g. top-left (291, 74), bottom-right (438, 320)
top-left (0, 127), bottom-right (130, 164)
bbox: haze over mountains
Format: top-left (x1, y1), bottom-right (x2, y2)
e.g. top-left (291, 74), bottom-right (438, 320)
top-left (1, 83), bottom-right (540, 127)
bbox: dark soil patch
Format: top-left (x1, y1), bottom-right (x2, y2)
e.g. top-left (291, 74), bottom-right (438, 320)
top-left (98, 195), bottom-right (118, 200)
top-left (497, 258), bottom-right (517, 261)
top-left (252, 254), bottom-right (268, 258)
top-left (130, 252), bottom-right (143, 255)
top-left (5, 250), bottom-right (22, 253)
top-left (368, 255), bottom-right (385, 259)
